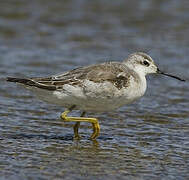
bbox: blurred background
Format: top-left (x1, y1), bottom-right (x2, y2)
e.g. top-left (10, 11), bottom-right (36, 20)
top-left (0, 0), bottom-right (189, 180)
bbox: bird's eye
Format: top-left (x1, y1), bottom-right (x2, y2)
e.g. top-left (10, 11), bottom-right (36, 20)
top-left (143, 60), bottom-right (150, 67)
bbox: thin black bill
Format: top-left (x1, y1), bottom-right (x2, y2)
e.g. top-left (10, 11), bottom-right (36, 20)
top-left (157, 68), bottom-right (185, 82)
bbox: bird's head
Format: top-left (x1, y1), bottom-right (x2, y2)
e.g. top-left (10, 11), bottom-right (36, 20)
top-left (123, 52), bottom-right (185, 81)
top-left (123, 52), bottom-right (158, 75)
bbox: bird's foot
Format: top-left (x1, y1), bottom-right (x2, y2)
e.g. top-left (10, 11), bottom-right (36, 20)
top-left (60, 110), bottom-right (100, 140)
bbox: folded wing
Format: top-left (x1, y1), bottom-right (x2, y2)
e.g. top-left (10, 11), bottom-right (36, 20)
top-left (7, 62), bottom-right (133, 90)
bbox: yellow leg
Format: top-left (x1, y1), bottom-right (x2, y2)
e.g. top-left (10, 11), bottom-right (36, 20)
top-left (73, 111), bottom-right (85, 139)
top-left (73, 122), bottom-right (81, 139)
top-left (60, 110), bottom-right (100, 140)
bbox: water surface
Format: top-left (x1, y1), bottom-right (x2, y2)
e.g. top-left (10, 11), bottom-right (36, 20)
top-left (0, 0), bottom-right (189, 180)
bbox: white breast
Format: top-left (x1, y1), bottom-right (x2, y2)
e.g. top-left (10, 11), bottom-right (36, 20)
top-left (31, 74), bottom-right (147, 112)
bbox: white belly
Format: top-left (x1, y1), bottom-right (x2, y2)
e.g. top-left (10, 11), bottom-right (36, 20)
top-left (32, 79), bottom-right (146, 112)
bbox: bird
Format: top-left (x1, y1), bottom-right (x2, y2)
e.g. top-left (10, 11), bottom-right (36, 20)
top-left (7, 52), bottom-right (185, 140)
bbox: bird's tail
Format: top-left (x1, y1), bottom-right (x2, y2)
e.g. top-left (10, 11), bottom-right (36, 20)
top-left (6, 77), bottom-right (56, 90)
top-left (6, 77), bottom-right (34, 85)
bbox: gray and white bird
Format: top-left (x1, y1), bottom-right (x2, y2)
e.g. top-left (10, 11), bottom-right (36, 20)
top-left (7, 52), bottom-right (185, 140)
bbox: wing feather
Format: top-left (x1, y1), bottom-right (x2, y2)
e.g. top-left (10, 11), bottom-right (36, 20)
top-left (7, 62), bottom-right (135, 90)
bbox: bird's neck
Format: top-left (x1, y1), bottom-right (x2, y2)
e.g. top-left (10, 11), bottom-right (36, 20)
top-left (123, 61), bottom-right (147, 97)
top-left (137, 71), bottom-right (147, 96)
top-left (132, 68), bottom-right (147, 96)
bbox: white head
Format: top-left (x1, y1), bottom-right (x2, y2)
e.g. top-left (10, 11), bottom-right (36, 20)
top-left (123, 52), bottom-right (158, 76)
top-left (123, 52), bottom-right (185, 81)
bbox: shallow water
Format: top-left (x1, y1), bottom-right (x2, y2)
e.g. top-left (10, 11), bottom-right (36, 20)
top-left (0, 0), bottom-right (189, 179)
